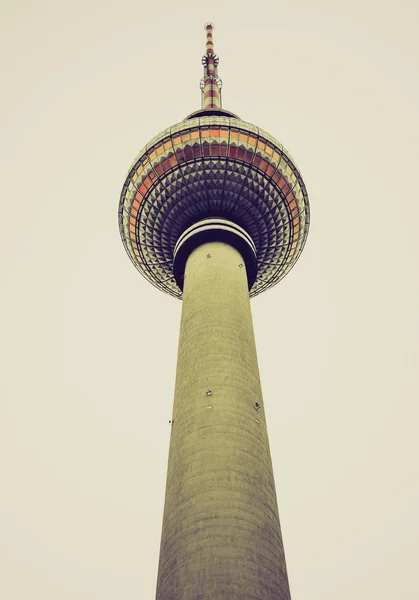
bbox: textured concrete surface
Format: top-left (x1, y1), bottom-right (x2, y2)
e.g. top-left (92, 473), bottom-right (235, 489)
top-left (155, 241), bottom-right (291, 600)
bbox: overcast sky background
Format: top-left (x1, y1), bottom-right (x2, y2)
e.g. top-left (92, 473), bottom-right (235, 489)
top-left (1, 0), bottom-right (419, 598)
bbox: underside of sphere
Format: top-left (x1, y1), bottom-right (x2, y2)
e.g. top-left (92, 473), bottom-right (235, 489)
top-left (119, 113), bottom-right (310, 298)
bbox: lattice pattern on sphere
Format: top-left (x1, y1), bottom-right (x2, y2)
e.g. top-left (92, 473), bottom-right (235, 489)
top-left (119, 115), bottom-right (310, 298)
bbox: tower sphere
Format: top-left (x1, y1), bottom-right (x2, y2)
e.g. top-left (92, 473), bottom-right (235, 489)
top-left (119, 60), bottom-right (310, 299)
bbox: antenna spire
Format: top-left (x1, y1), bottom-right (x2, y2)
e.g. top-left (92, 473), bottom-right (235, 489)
top-left (201, 23), bottom-right (222, 110)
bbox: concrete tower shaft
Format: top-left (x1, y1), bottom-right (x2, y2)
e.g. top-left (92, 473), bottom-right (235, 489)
top-left (156, 241), bottom-right (291, 600)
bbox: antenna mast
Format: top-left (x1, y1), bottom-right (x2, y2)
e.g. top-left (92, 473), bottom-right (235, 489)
top-left (200, 23), bottom-right (222, 110)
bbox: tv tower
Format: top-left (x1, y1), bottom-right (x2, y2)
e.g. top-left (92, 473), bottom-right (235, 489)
top-left (119, 23), bottom-right (309, 600)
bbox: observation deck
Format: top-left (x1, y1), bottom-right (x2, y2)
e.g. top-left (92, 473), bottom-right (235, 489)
top-left (119, 112), bottom-right (310, 298)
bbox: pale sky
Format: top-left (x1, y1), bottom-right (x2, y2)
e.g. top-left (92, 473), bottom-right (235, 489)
top-left (1, 0), bottom-right (419, 598)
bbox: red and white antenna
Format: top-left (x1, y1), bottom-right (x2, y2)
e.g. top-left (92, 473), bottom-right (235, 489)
top-left (200, 23), bottom-right (222, 110)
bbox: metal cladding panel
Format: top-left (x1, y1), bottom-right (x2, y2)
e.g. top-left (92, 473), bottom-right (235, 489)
top-left (119, 115), bottom-right (310, 298)
top-left (156, 241), bottom-right (291, 600)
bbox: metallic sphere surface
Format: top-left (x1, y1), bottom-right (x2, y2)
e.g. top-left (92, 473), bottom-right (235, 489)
top-left (119, 113), bottom-right (310, 298)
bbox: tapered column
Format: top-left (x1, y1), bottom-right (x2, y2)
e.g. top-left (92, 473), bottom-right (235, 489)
top-left (156, 240), bottom-right (291, 600)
